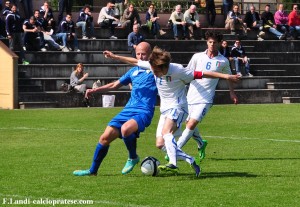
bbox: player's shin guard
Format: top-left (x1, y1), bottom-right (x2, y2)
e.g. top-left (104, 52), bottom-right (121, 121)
top-left (90, 143), bottom-right (109, 174)
top-left (177, 128), bottom-right (194, 149)
top-left (176, 148), bottom-right (194, 164)
top-left (193, 127), bottom-right (204, 149)
top-left (163, 133), bottom-right (177, 166)
top-left (122, 133), bottom-right (138, 159)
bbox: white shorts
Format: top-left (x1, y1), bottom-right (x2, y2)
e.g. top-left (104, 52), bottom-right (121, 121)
top-left (187, 103), bottom-right (212, 122)
top-left (156, 107), bottom-right (188, 138)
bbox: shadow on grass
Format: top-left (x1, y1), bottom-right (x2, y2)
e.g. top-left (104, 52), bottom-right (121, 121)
top-left (209, 157), bottom-right (300, 161)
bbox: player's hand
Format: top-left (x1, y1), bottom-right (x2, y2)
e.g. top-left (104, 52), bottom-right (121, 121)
top-left (230, 92), bottom-right (238, 104)
top-left (228, 74), bottom-right (241, 83)
top-left (103, 50), bottom-right (115, 58)
top-left (85, 89), bottom-right (93, 99)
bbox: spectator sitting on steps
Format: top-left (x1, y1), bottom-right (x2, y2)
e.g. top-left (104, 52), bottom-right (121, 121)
top-left (274, 4), bottom-right (291, 38)
top-left (288, 4), bottom-right (300, 39)
top-left (56, 14), bottom-right (80, 52)
top-left (39, 1), bottom-right (56, 32)
top-left (243, 5), bottom-right (265, 41)
top-left (121, 3), bottom-right (141, 32)
top-left (184, 4), bottom-right (201, 40)
top-left (70, 63), bottom-right (88, 93)
top-left (260, 4), bottom-right (285, 40)
top-left (97, 1), bottom-right (119, 39)
top-left (76, 5), bottom-right (96, 40)
top-left (145, 4), bottom-right (166, 39)
top-left (128, 24), bottom-right (144, 58)
top-left (230, 39), bottom-right (252, 77)
top-left (170, 4), bottom-right (188, 40)
top-left (225, 4), bottom-right (247, 36)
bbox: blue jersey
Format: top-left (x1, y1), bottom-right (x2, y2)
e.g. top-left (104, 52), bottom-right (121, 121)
top-left (119, 66), bottom-right (157, 114)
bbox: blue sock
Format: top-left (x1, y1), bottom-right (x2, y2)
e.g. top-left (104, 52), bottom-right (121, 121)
top-left (89, 143), bottom-right (109, 174)
top-left (122, 133), bottom-right (137, 159)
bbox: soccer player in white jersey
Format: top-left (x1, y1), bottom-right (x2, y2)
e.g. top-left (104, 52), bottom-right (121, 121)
top-left (103, 47), bottom-right (240, 177)
top-left (177, 31), bottom-right (238, 162)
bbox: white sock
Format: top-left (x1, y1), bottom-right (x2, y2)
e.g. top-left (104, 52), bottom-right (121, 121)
top-left (176, 148), bottom-right (194, 164)
top-left (193, 127), bottom-right (203, 149)
top-left (177, 128), bottom-right (194, 149)
top-left (163, 133), bottom-right (177, 166)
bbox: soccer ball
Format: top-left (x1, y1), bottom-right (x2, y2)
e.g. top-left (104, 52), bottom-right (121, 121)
top-left (140, 156), bottom-right (160, 176)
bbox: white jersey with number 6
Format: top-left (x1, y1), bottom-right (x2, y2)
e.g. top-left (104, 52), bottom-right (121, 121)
top-left (186, 50), bottom-right (231, 104)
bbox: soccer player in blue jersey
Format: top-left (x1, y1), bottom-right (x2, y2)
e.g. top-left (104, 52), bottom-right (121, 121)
top-left (73, 42), bottom-right (158, 176)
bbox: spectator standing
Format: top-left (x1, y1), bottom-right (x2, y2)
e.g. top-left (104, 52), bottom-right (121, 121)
top-left (288, 4), bottom-right (300, 39)
top-left (5, 4), bottom-right (29, 64)
top-left (170, 4), bottom-right (187, 40)
top-left (128, 24), bottom-right (144, 57)
top-left (223, 0), bottom-right (233, 20)
top-left (145, 4), bottom-right (166, 39)
top-left (56, 14), bottom-right (80, 52)
top-left (97, 1), bottom-right (119, 39)
top-left (184, 4), bottom-right (201, 40)
top-left (2, 0), bottom-right (11, 19)
top-left (39, 1), bottom-right (55, 32)
top-left (0, 18), bottom-right (6, 37)
top-left (261, 4), bottom-right (285, 40)
top-left (70, 63), bottom-right (88, 93)
top-left (225, 4), bottom-right (247, 35)
top-left (114, 0), bottom-right (127, 20)
top-left (205, 0), bottom-right (216, 27)
top-left (76, 5), bottom-right (95, 39)
top-left (122, 4), bottom-right (141, 31)
top-left (230, 39), bottom-right (252, 77)
top-left (22, 0), bottom-right (33, 19)
top-left (23, 16), bottom-right (47, 51)
top-left (57, 0), bottom-right (73, 24)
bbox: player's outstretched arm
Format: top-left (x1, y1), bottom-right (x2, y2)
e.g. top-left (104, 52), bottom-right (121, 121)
top-left (103, 50), bottom-right (138, 66)
top-left (202, 71), bottom-right (240, 82)
top-left (85, 80), bottom-right (122, 99)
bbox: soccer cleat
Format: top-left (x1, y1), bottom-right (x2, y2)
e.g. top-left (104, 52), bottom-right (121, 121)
top-left (73, 169), bottom-right (97, 176)
top-left (122, 156), bottom-right (140, 175)
top-left (158, 163), bottom-right (179, 174)
top-left (198, 140), bottom-right (208, 161)
top-left (22, 60), bottom-right (30, 65)
top-left (82, 35), bottom-right (88, 39)
top-left (191, 161), bottom-right (201, 177)
top-left (164, 154), bottom-right (169, 161)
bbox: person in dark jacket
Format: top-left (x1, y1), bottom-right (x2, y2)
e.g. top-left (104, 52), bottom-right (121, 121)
top-left (57, 0), bottom-right (73, 24)
top-left (39, 1), bottom-right (55, 32)
top-left (6, 4), bottom-right (29, 64)
top-left (127, 24), bottom-right (144, 57)
top-left (2, 0), bottom-right (11, 19)
top-left (76, 5), bottom-right (95, 39)
top-left (145, 4), bottom-right (165, 38)
top-left (244, 6), bottom-right (261, 30)
top-left (56, 14), bottom-right (79, 52)
top-left (205, 0), bottom-right (216, 27)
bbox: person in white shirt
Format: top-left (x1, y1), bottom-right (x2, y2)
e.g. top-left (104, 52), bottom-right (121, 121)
top-left (177, 31), bottom-right (238, 162)
top-left (103, 46), bottom-right (240, 177)
top-left (97, 1), bottom-right (119, 39)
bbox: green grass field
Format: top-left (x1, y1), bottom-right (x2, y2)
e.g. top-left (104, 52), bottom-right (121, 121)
top-left (1, 104), bottom-right (300, 207)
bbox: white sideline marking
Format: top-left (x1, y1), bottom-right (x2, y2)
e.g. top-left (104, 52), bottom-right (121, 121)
top-left (0, 127), bottom-right (300, 143)
top-left (0, 193), bottom-right (151, 207)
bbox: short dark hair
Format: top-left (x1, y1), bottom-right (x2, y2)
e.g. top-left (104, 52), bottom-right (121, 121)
top-left (205, 31), bottom-right (223, 42)
top-left (265, 4), bottom-right (270, 7)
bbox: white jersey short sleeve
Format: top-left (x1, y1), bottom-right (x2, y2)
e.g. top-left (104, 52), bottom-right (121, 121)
top-left (186, 50), bottom-right (231, 104)
top-left (138, 61), bottom-right (194, 112)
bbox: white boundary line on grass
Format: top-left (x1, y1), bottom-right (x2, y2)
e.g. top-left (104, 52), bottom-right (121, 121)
top-left (1, 126), bottom-right (300, 143)
top-left (0, 193), bottom-right (151, 207)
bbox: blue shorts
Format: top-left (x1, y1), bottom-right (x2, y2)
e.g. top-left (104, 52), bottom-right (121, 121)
top-left (108, 109), bottom-right (153, 138)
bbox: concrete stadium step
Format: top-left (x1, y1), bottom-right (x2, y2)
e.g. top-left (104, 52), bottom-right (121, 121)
top-left (19, 101), bottom-right (58, 109)
top-left (246, 52), bottom-right (300, 63)
top-left (18, 64), bottom-right (131, 77)
top-left (266, 82), bottom-right (300, 89)
top-left (251, 64), bottom-right (300, 76)
top-left (18, 88), bottom-right (300, 108)
top-left (241, 40), bottom-right (300, 52)
top-left (282, 97), bottom-right (300, 104)
top-left (18, 77), bottom-right (129, 91)
top-left (30, 39), bottom-right (256, 53)
top-left (217, 76), bottom-right (300, 90)
top-left (22, 51), bottom-right (270, 64)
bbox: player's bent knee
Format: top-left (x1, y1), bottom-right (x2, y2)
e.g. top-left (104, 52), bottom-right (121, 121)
top-left (156, 137), bottom-right (165, 149)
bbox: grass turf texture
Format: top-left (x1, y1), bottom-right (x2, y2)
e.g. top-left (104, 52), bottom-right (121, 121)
top-left (0, 104), bottom-right (300, 207)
